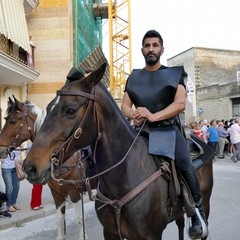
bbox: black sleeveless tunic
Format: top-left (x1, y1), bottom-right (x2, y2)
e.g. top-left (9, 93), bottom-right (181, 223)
top-left (125, 66), bottom-right (186, 158)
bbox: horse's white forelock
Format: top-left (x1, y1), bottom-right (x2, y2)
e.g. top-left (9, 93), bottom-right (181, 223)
top-left (50, 96), bottom-right (60, 113)
top-left (27, 102), bottom-right (47, 133)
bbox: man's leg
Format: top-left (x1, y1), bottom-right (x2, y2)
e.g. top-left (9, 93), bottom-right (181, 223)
top-left (231, 142), bottom-right (240, 162)
top-left (218, 137), bottom-right (225, 158)
top-left (175, 128), bottom-right (208, 239)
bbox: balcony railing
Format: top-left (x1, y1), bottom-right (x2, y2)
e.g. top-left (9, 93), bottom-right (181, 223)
top-left (0, 34), bottom-right (36, 69)
top-left (0, 34), bottom-right (39, 85)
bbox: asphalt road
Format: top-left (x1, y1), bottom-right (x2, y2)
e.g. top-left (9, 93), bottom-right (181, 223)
top-left (0, 159), bottom-right (239, 240)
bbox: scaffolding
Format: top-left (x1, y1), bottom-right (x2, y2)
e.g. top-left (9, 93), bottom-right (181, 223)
top-left (72, 0), bottom-right (103, 66)
top-left (72, 0), bottom-right (132, 99)
top-left (108, 0), bottom-right (132, 99)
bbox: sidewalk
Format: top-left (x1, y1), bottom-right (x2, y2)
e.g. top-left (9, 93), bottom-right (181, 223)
top-left (0, 152), bottom-right (238, 231)
top-left (0, 177), bottom-right (93, 230)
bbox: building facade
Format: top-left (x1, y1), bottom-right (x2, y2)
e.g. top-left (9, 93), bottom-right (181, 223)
top-left (0, 0), bottom-right (39, 127)
top-left (0, 0), bottom-right (105, 127)
top-left (26, 0), bottom-right (103, 109)
top-left (168, 47), bottom-right (240, 123)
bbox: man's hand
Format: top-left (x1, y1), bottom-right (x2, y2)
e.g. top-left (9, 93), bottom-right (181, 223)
top-left (132, 107), bottom-right (156, 124)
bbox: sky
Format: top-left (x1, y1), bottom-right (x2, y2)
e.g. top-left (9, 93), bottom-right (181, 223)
top-left (102, 0), bottom-right (240, 67)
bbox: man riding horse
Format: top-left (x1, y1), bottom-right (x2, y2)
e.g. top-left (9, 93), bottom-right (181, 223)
top-left (121, 29), bottom-right (208, 239)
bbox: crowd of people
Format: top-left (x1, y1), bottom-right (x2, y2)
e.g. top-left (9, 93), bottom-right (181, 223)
top-left (187, 118), bottom-right (240, 162)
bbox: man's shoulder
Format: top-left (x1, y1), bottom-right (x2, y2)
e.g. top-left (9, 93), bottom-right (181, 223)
top-left (160, 65), bottom-right (167, 69)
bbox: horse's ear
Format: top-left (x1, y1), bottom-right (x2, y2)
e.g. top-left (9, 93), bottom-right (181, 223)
top-left (8, 97), bottom-right (14, 106)
top-left (13, 95), bottom-right (19, 104)
top-left (13, 95), bottom-right (23, 111)
top-left (84, 63), bottom-right (107, 88)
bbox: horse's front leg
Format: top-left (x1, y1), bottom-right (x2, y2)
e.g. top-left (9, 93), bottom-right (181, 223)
top-left (56, 202), bottom-right (66, 240)
top-left (72, 198), bottom-right (87, 240)
top-left (175, 215), bottom-right (185, 240)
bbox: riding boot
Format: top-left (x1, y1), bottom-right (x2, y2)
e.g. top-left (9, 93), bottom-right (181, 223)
top-left (182, 166), bottom-right (208, 239)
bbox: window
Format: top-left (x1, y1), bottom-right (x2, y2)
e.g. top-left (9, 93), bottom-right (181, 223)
top-left (237, 71), bottom-right (240, 86)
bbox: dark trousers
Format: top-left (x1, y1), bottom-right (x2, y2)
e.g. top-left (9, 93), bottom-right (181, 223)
top-left (174, 126), bottom-right (202, 202)
top-left (208, 141), bottom-right (218, 155)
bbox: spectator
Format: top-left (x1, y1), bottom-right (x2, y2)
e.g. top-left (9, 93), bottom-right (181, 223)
top-left (226, 119), bottom-right (235, 156)
top-left (1, 149), bottom-right (21, 212)
top-left (216, 121), bottom-right (229, 159)
top-left (193, 123), bottom-right (205, 141)
top-left (227, 118), bottom-right (240, 163)
top-left (189, 121), bottom-right (196, 133)
top-left (24, 141), bottom-right (43, 210)
top-left (27, 36), bottom-right (36, 68)
top-left (207, 119), bottom-right (219, 159)
top-left (0, 186), bottom-right (11, 218)
top-left (200, 119), bottom-right (208, 143)
top-left (30, 184), bottom-right (43, 210)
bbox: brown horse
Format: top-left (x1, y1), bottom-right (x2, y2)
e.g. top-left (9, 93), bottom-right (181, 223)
top-left (23, 63), bottom-right (213, 240)
top-left (0, 97), bottom-right (96, 240)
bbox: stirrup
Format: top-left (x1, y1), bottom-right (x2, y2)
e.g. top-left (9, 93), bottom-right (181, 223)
top-left (186, 208), bottom-right (208, 239)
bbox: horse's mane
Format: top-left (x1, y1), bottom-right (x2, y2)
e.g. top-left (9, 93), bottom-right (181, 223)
top-left (97, 82), bottom-right (135, 133)
top-left (25, 101), bottom-right (46, 133)
top-left (6, 100), bottom-right (46, 134)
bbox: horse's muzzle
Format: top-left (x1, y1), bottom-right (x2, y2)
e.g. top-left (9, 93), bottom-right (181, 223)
top-left (23, 164), bottom-right (51, 185)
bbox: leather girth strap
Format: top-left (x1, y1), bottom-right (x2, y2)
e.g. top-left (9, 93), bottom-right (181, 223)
top-left (171, 159), bottom-right (181, 197)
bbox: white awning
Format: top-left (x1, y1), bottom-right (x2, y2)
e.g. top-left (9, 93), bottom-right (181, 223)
top-left (0, 0), bottom-right (7, 36)
top-left (0, 0), bottom-right (31, 53)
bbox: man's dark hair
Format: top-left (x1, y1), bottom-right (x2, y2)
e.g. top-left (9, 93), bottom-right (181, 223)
top-left (142, 30), bottom-right (163, 47)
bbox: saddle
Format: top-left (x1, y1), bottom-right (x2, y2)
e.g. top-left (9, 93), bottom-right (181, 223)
top-left (140, 126), bottom-right (214, 171)
top-left (139, 126), bottom-right (214, 217)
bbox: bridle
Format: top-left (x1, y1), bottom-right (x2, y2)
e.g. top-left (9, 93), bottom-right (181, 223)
top-left (50, 88), bottom-right (96, 171)
top-left (0, 107), bottom-right (34, 156)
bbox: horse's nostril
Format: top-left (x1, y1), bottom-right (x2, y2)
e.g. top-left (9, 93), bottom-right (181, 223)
top-left (25, 166), bottom-right (38, 180)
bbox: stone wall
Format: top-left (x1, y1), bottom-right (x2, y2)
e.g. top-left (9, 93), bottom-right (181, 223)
top-left (194, 48), bottom-right (240, 87)
top-left (168, 47), bottom-right (240, 122)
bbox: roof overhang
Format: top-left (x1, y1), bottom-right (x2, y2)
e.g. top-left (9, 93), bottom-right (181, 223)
top-left (0, 51), bottom-right (39, 85)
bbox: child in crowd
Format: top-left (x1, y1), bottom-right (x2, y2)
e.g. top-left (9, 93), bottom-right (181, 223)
top-left (193, 123), bottom-right (206, 142)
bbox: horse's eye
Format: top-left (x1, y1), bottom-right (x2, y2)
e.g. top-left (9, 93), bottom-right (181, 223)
top-left (66, 108), bottom-right (76, 116)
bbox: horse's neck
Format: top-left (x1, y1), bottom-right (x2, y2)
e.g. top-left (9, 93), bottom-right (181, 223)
top-left (95, 104), bottom-right (136, 168)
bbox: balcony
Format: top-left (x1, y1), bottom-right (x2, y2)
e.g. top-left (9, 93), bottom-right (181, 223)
top-left (0, 35), bottom-right (39, 85)
top-left (0, 52), bottom-right (39, 86)
top-left (93, 3), bottom-right (109, 19)
top-left (0, 0), bottom-right (40, 86)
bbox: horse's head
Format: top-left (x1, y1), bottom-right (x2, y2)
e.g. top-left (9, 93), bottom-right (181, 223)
top-left (23, 63), bottom-right (107, 184)
top-left (0, 96), bottom-right (40, 158)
